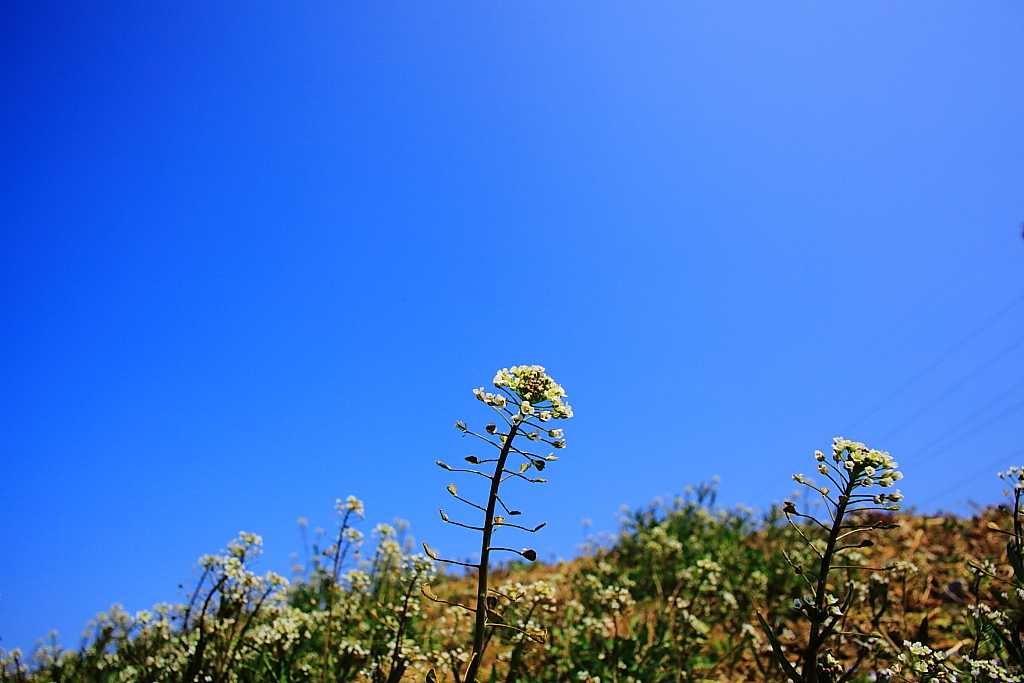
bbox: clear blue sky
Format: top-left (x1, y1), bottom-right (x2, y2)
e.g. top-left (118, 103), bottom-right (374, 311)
top-left (2, 1), bottom-right (1022, 655)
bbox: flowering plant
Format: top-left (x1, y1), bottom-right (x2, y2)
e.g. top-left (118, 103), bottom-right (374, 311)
top-left (422, 366), bottom-right (572, 683)
top-left (760, 438), bottom-right (904, 683)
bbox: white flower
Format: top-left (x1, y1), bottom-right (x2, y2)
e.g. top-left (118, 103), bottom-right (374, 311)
top-left (343, 495), bottom-right (365, 518)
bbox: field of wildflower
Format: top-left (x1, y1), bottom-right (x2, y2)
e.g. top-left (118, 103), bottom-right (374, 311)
top-left (4, 367), bottom-right (1023, 683)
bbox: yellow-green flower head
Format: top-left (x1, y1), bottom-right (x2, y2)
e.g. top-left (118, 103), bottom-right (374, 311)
top-left (493, 365), bottom-right (572, 417)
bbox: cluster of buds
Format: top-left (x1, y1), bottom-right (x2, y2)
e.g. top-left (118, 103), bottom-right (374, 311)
top-left (825, 438), bottom-right (903, 487)
top-left (471, 366), bottom-right (572, 446)
top-left (998, 465), bottom-right (1024, 492)
top-left (489, 365), bottom-right (574, 420)
top-left (473, 388), bottom-right (508, 408)
top-left (800, 438), bottom-right (905, 510)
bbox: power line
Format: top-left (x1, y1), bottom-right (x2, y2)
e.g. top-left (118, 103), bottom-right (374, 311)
top-left (916, 445), bottom-right (1024, 510)
top-left (874, 330), bottom-right (1024, 443)
top-left (843, 291), bottom-right (1024, 434)
top-left (900, 394), bottom-right (1024, 470)
top-left (909, 375), bottom-right (1024, 458)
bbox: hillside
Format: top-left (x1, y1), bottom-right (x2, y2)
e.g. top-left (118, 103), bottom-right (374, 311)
top-left (3, 480), bottom-right (1022, 683)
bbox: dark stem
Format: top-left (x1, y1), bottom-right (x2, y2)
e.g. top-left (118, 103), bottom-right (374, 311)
top-left (802, 475), bottom-right (856, 683)
top-left (321, 510), bottom-right (353, 683)
top-left (385, 569), bottom-right (422, 683)
top-left (463, 421), bottom-right (521, 683)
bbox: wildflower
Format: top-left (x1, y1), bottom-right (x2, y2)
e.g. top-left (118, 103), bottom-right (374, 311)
top-left (552, 399), bottom-right (573, 419)
top-left (343, 495), bottom-right (365, 518)
top-left (493, 365), bottom-right (567, 404)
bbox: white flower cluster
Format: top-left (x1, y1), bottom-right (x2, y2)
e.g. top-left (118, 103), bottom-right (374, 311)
top-left (490, 365), bottom-right (574, 419)
top-left (876, 641), bottom-right (1022, 682)
top-left (813, 438), bottom-right (905, 507)
top-left (828, 437), bottom-right (902, 484)
top-left (998, 465), bottom-right (1024, 492)
top-left (473, 387), bottom-right (508, 408)
top-left (336, 495), bottom-right (365, 519)
top-left (878, 641), bottom-right (956, 682)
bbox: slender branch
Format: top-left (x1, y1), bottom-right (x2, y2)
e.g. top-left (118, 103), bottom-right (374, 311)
top-left (439, 508), bottom-right (485, 528)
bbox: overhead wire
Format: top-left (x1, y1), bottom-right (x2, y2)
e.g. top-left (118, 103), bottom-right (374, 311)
top-left (900, 394), bottom-right (1024, 470)
top-left (837, 291), bottom-right (1024, 512)
top-left (873, 330), bottom-right (1024, 443)
top-left (915, 445), bottom-right (1024, 511)
top-left (901, 375), bottom-right (1024, 464)
top-left (842, 291), bottom-right (1024, 434)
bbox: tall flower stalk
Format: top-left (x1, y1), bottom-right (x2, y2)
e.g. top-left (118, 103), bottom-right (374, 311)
top-left (421, 366), bottom-right (573, 683)
top-left (320, 496), bottom-right (364, 683)
top-left (759, 438), bottom-right (904, 683)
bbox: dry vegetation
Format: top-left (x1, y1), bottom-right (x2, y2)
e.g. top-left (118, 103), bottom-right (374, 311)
top-left (3, 485), bottom-right (1021, 682)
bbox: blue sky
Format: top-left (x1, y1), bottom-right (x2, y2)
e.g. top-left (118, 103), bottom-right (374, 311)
top-left (2, 1), bottom-right (1023, 655)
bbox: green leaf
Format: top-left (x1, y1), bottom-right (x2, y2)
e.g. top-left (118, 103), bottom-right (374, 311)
top-left (757, 611), bottom-right (803, 683)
